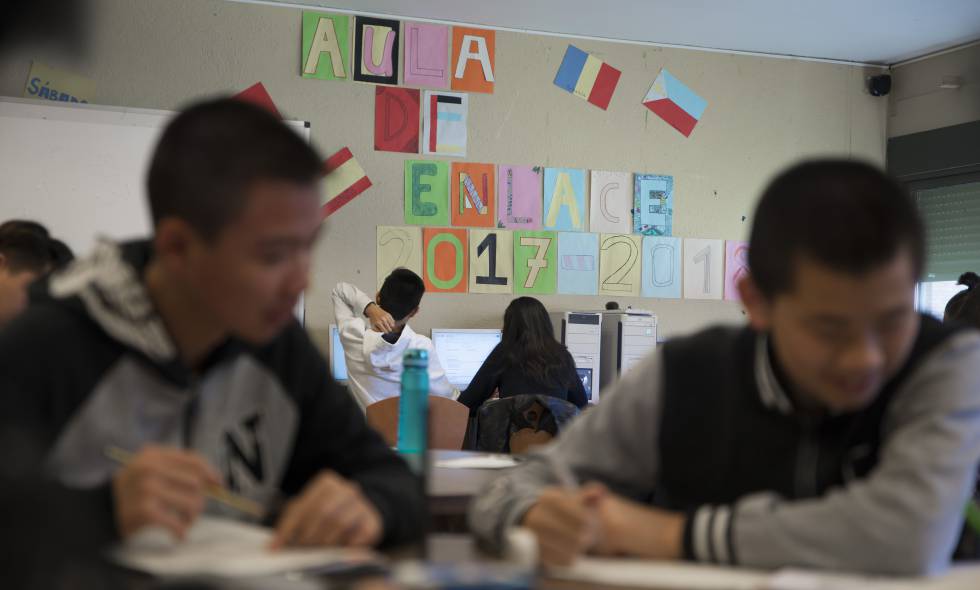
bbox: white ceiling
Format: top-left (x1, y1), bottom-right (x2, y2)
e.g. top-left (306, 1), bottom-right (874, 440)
top-left (245, 0), bottom-right (980, 65)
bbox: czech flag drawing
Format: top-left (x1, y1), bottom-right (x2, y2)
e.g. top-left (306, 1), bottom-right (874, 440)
top-left (321, 147), bottom-right (372, 219)
top-left (553, 45), bottom-right (621, 111)
top-left (642, 69), bottom-right (707, 137)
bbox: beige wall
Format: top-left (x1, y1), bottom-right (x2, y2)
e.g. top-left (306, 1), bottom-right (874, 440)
top-left (0, 0), bottom-right (887, 352)
top-left (889, 42), bottom-right (980, 138)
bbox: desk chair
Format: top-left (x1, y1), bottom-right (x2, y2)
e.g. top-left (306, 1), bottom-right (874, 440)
top-left (466, 394), bottom-right (580, 454)
top-left (366, 396), bottom-right (470, 450)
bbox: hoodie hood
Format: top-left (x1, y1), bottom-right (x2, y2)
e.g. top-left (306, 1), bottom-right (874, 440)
top-left (46, 239), bottom-right (177, 364)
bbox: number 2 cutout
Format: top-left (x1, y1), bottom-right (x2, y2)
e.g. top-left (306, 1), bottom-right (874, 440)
top-left (600, 236), bottom-right (639, 292)
top-left (380, 229), bottom-right (412, 267)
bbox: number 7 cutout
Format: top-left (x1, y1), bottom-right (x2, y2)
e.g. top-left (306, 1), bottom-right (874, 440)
top-left (724, 240), bottom-right (749, 302)
top-left (641, 236), bottom-right (681, 299)
top-left (423, 228), bottom-right (468, 293)
top-left (514, 231), bottom-right (557, 294)
top-left (599, 234), bottom-right (642, 296)
top-left (469, 229), bottom-right (513, 294)
top-left (683, 238), bottom-right (724, 300)
top-left (377, 226), bottom-right (422, 290)
top-left (451, 163), bottom-right (496, 227)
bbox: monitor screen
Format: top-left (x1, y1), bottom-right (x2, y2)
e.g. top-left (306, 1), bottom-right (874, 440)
top-left (431, 329), bottom-right (502, 389)
top-left (576, 367), bottom-right (593, 401)
top-left (329, 325), bottom-right (348, 383)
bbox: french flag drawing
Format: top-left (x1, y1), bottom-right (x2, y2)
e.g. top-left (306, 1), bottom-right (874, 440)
top-left (553, 45), bottom-right (621, 111)
top-left (642, 69), bottom-right (707, 138)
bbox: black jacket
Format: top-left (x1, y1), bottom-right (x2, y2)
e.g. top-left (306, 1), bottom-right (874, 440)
top-left (0, 239), bottom-right (424, 548)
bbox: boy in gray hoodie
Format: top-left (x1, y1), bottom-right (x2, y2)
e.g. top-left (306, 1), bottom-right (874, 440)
top-left (469, 160), bottom-right (980, 576)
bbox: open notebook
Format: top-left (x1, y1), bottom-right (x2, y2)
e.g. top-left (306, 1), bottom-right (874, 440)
top-left (112, 516), bottom-right (381, 578)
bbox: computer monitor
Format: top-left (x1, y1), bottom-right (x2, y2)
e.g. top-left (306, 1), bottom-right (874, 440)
top-left (576, 367), bottom-right (593, 401)
top-left (430, 328), bottom-right (502, 389)
top-left (329, 324), bottom-right (348, 383)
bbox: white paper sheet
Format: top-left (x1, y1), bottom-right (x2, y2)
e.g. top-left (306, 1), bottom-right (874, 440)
top-left (434, 454), bottom-right (519, 469)
top-left (548, 557), bottom-right (769, 589)
top-left (112, 516), bottom-right (379, 578)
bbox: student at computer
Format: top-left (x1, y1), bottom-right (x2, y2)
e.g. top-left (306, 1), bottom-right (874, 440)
top-left (468, 160), bottom-right (980, 575)
top-left (333, 269), bottom-right (457, 410)
top-left (457, 296), bottom-right (588, 414)
top-left (0, 223), bottom-right (73, 328)
top-left (0, 99), bottom-right (424, 550)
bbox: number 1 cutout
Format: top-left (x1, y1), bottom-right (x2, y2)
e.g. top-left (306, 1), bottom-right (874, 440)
top-left (469, 229), bottom-right (513, 294)
top-left (683, 238), bottom-right (723, 300)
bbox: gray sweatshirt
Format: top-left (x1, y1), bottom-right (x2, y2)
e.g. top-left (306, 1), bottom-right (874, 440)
top-left (468, 325), bottom-right (980, 576)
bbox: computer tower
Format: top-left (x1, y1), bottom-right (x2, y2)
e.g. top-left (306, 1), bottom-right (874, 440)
top-left (598, 310), bottom-right (657, 394)
top-left (551, 311), bottom-right (602, 403)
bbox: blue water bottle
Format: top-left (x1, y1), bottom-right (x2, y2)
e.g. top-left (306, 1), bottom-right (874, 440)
top-left (398, 349), bottom-right (429, 475)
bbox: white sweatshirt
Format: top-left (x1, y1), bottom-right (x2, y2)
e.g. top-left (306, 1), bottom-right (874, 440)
top-left (331, 282), bottom-right (458, 411)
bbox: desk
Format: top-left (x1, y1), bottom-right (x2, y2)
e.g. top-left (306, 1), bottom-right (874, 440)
top-left (427, 450), bottom-right (513, 519)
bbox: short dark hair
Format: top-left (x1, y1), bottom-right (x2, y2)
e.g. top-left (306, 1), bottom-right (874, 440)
top-left (0, 229), bottom-right (51, 274)
top-left (748, 160), bottom-right (924, 297)
top-left (147, 98), bottom-right (323, 240)
top-left (47, 238), bottom-right (74, 270)
top-left (945, 272), bottom-right (980, 329)
top-left (0, 220), bottom-right (49, 239)
top-left (378, 268), bottom-right (425, 321)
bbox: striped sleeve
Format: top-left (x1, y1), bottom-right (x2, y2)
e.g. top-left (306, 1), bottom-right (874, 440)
top-left (683, 504), bottom-right (737, 565)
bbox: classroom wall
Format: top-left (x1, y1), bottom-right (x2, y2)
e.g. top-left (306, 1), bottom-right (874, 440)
top-left (889, 43), bottom-right (980, 138)
top-left (0, 0), bottom-right (887, 353)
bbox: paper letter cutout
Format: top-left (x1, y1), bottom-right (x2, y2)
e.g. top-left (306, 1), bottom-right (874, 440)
top-left (353, 16), bottom-right (400, 85)
top-left (641, 236), bottom-right (682, 299)
top-left (404, 22), bottom-right (449, 88)
top-left (321, 147), bottom-right (372, 219)
top-left (469, 229), bottom-right (513, 294)
top-left (553, 45), bottom-right (621, 110)
top-left (599, 234), bottom-right (642, 297)
top-left (422, 91), bottom-right (467, 157)
top-left (543, 168), bottom-right (586, 232)
top-left (377, 226), bottom-right (422, 289)
top-left (374, 87), bottom-right (419, 153)
top-left (643, 69), bottom-right (707, 137)
top-left (451, 27), bottom-right (495, 94)
top-left (302, 12), bottom-right (349, 81)
top-left (451, 163), bottom-right (496, 228)
top-left (558, 232), bottom-right (599, 296)
top-left (683, 238), bottom-right (724, 300)
top-left (514, 231), bottom-right (557, 294)
top-left (724, 240), bottom-right (749, 302)
top-left (589, 171), bottom-right (632, 235)
top-left (423, 228), bottom-right (468, 293)
top-left (404, 160), bottom-right (449, 226)
top-left (497, 165), bottom-right (543, 230)
top-left (634, 174), bottom-right (674, 236)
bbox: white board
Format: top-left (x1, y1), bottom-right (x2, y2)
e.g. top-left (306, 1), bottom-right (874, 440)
top-left (0, 97), bottom-right (311, 257)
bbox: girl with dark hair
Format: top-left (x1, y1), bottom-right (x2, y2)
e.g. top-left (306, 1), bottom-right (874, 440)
top-left (458, 296), bottom-right (588, 413)
top-left (945, 272), bottom-right (980, 329)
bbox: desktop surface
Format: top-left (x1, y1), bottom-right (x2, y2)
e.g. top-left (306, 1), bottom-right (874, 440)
top-left (431, 329), bottom-right (502, 390)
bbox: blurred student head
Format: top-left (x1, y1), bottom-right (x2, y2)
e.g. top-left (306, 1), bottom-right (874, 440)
top-left (739, 159), bottom-right (923, 413)
top-left (146, 98), bottom-right (323, 344)
top-left (944, 272), bottom-right (980, 329)
top-left (377, 268), bottom-right (425, 324)
top-left (0, 228), bottom-right (55, 326)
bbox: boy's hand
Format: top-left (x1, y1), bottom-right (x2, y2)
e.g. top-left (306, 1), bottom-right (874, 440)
top-left (365, 303), bottom-right (395, 333)
top-left (111, 445), bottom-right (221, 541)
top-left (520, 484), bottom-right (605, 566)
top-left (270, 471), bottom-right (382, 549)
